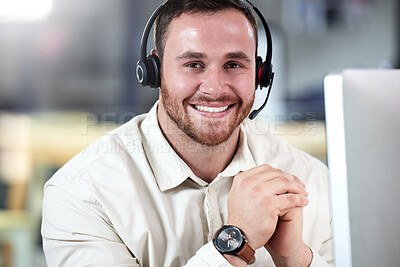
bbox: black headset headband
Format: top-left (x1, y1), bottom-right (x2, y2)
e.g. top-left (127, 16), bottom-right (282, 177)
top-left (136, 0), bottom-right (274, 120)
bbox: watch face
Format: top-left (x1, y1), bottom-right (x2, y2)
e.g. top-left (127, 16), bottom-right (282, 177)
top-left (215, 226), bottom-right (243, 253)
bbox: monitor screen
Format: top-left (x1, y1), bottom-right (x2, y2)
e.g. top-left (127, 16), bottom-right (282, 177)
top-left (324, 69), bottom-right (400, 267)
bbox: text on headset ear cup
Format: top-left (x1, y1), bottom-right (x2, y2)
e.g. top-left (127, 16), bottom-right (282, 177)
top-left (136, 54), bottom-right (161, 88)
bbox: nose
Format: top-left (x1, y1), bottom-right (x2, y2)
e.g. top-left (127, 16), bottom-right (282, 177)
top-left (198, 65), bottom-right (229, 96)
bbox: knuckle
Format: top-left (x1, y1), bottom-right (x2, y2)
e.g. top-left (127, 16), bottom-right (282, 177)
top-left (251, 185), bottom-right (262, 194)
top-left (235, 171), bottom-right (244, 180)
top-left (284, 173), bottom-right (296, 183)
top-left (292, 175), bottom-right (302, 185)
top-left (301, 196), bottom-right (309, 205)
top-left (241, 176), bottom-right (254, 187)
top-left (260, 195), bottom-right (273, 207)
top-left (260, 164), bottom-right (272, 170)
top-left (234, 172), bottom-right (246, 185)
top-left (279, 176), bottom-right (291, 187)
top-left (286, 194), bottom-right (298, 204)
top-left (272, 169), bottom-right (284, 178)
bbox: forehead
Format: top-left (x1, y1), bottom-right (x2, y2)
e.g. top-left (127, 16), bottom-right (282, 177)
top-left (163, 9), bottom-right (256, 55)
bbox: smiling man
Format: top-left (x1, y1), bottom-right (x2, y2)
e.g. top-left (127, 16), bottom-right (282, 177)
top-left (157, 8), bottom-right (256, 182)
top-left (42, 1), bottom-right (333, 266)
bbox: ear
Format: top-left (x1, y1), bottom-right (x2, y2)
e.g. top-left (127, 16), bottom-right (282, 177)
top-left (150, 49), bottom-right (161, 69)
top-left (151, 49), bottom-right (159, 57)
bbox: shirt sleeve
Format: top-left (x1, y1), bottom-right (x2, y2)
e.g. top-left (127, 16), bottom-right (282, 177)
top-left (41, 174), bottom-right (140, 267)
top-left (310, 243), bottom-right (334, 267)
top-left (183, 242), bottom-right (234, 267)
top-left (42, 174), bottom-right (234, 267)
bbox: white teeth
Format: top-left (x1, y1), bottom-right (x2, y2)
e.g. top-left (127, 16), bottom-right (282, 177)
top-left (194, 105), bottom-right (229, 113)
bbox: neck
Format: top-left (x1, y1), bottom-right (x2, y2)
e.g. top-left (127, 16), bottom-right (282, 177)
top-left (157, 106), bottom-right (240, 183)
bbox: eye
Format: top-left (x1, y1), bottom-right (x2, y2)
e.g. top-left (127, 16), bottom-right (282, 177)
top-left (225, 62), bottom-right (243, 69)
top-left (185, 62), bottom-right (204, 69)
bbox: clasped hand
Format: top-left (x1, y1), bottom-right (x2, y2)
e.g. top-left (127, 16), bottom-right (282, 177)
top-left (226, 164), bottom-right (311, 265)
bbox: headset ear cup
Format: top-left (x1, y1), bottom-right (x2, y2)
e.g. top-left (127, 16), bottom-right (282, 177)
top-left (255, 56), bottom-right (262, 87)
top-left (259, 62), bottom-right (272, 89)
top-left (147, 54), bottom-right (161, 88)
top-left (136, 60), bottom-right (148, 86)
top-left (136, 55), bottom-right (161, 88)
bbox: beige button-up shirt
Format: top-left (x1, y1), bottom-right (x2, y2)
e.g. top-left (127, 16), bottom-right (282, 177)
top-left (42, 103), bottom-right (333, 266)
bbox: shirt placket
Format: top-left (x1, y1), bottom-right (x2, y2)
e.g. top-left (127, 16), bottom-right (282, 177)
top-left (204, 179), bottom-right (223, 241)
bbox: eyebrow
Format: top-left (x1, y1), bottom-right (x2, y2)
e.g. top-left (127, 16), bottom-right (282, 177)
top-left (177, 51), bottom-right (206, 60)
top-left (176, 51), bottom-right (252, 62)
top-left (225, 51), bottom-right (251, 62)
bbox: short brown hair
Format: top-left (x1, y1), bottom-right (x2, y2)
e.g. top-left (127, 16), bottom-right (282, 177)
top-left (154, 0), bottom-right (258, 62)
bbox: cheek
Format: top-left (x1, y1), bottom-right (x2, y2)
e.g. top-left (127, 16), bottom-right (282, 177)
top-left (232, 75), bottom-right (256, 101)
top-left (162, 69), bottom-right (199, 98)
top-left (174, 78), bottom-right (195, 94)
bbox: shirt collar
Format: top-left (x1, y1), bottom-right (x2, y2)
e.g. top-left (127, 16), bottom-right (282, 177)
top-left (140, 102), bottom-right (256, 192)
top-left (219, 123), bottom-right (257, 178)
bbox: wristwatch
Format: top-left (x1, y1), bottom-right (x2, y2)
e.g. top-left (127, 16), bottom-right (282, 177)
top-left (213, 225), bottom-right (255, 264)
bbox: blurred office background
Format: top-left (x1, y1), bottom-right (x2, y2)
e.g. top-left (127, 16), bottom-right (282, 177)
top-left (0, 0), bottom-right (398, 266)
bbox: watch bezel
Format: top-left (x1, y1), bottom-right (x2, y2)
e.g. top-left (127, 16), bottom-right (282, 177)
top-left (213, 225), bottom-right (246, 254)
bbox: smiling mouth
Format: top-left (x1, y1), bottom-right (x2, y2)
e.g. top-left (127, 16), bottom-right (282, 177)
top-left (193, 105), bottom-right (230, 113)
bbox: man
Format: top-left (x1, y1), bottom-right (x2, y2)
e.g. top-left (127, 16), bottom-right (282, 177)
top-left (42, 0), bottom-right (333, 266)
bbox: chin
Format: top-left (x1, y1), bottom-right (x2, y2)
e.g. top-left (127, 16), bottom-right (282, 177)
top-left (184, 119), bottom-right (240, 146)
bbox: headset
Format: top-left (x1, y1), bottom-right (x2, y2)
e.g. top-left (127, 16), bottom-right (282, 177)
top-left (136, 0), bottom-right (274, 120)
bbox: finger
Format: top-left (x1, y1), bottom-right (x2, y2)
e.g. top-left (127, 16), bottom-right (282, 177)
top-left (262, 176), bottom-right (308, 196)
top-left (234, 165), bottom-right (275, 188)
top-left (236, 165), bottom-right (305, 186)
top-left (277, 207), bottom-right (303, 220)
top-left (292, 175), bottom-right (306, 188)
top-left (255, 167), bottom-right (306, 189)
top-left (235, 164), bottom-right (274, 180)
top-left (275, 193), bottom-right (309, 211)
top-left (269, 171), bottom-right (305, 189)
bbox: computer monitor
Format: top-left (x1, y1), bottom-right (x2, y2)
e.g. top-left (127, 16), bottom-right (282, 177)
top-left (324, 69), bottom-right (400, 267)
